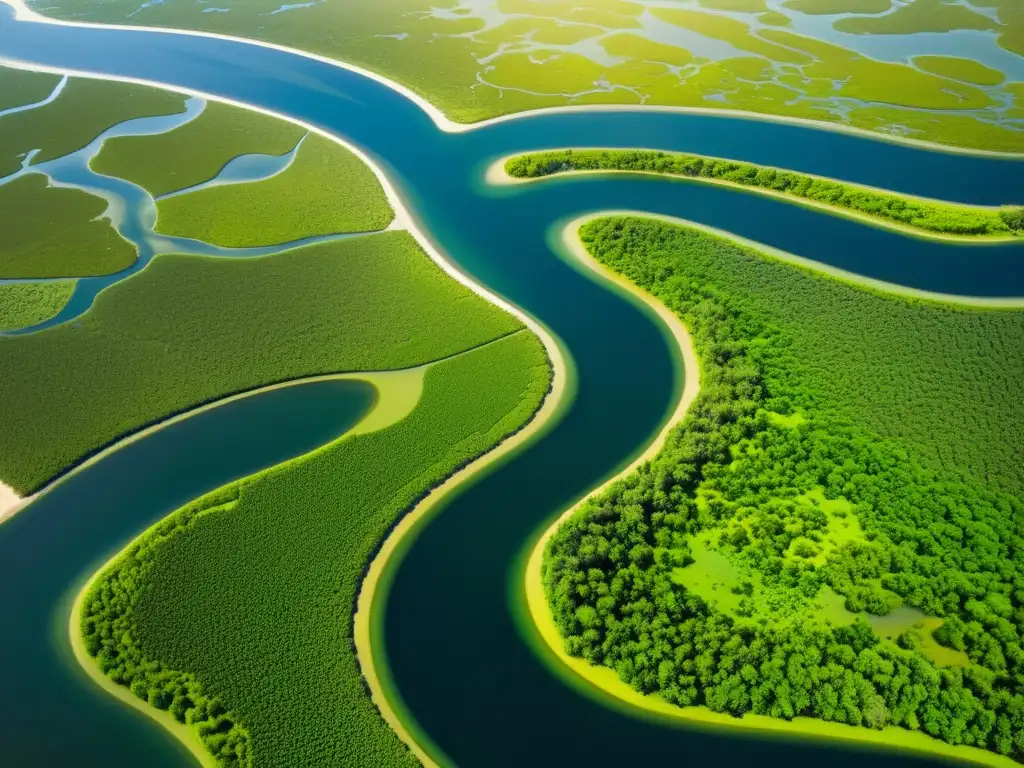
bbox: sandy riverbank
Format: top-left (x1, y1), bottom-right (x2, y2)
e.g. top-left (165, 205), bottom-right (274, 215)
top-left (521, 216), bottom-right (1016, 768)
top-left (485, 153), bottom-right (1020, 246)
top-left (5, 0), bottom-right (1024, 158)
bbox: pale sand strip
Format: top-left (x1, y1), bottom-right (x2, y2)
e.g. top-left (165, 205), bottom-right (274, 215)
top-left (4, 0), bottom-right (1023, 158)
top-left (485, 152), bottom-right (1021, 245)
top-left (523, 215), bottom-right (1017, 768)
top-left (0, 60), bottom-right (567, 765)
top-left (546, 210), bottom-right (1024, 309)
top-left (0, 481), bottom-right (33, 525)
top-left (1, 367), bottom-right (427, 530)
top-left (63, 365), bottom-right (430, 768)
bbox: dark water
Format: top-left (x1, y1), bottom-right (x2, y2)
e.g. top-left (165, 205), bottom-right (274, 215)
top-left (0, 7), bottom-right (1021, 767)
top-left (0, 380), bottom-right (374, 767)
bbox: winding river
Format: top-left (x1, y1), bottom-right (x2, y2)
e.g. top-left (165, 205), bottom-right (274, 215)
top-left (0, 5), bottom-right (1022, 767)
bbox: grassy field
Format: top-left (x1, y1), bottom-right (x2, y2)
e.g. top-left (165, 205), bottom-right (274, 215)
top-left (83, 331), bottom-right (548, 766)
top-left (504, 149), bottom-right (1024, 238)
top-left (91, 101), bottom-right (306, 198)
top-left (545, 215), bottom-right (1024, 761)
top-left (834, 0), bottom-right (997, 34)
top-left (783, 0), bottom-right (891, 14)
top-left (0, 69), bottom-right (185, 178)
top-left (0, 174), bottom-right (137, 278)
top-left (154, 134), bottom-right (393, 246)
top-left (0, 281), bottom-right (75, 331)
top-left (23, 0), bottom-right (1024, 152)
top-left (913, 55), bottom-right (1005, 86)
top-left (0, 231), bottom-right (523, 494)
top-left (0, 66), bottom-right (60, 112)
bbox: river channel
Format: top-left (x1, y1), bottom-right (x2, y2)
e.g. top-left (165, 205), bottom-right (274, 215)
top-left (0, 5), bottom-right (1021, 767)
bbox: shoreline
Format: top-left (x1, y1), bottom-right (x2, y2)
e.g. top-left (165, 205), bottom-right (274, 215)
top-left (548, 210), bottom-right (1024, 309)
top-left (0, 367), bottom-right (430, 529)
top-left (352, 335), bottom-right (570, 768)
top-left (68, 563), bottom-right (217, 768)
top-left (0, 481), bottom-right (33, 524)
top-left (521, 216), bottom-right (1018, 768)
top-left (3, 0), bottom-right (1023, 159)
top-left (0, 57), bottom-right (572, 766)
top-left (485, 153), bottom-right (1022, 246)
top-left (60, 360), bottom-right (450, 768)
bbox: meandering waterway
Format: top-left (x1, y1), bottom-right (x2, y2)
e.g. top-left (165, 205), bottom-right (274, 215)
top-left (0, 5), bottom-right (1021, 767)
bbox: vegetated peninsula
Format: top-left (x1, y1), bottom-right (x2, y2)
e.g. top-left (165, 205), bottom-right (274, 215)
top-left (0, 78), bottom-right (552, 765)
top-left (544, 216), bottom-right (1024, 763)
top-left (504, 149), bottom-right (1024, 239)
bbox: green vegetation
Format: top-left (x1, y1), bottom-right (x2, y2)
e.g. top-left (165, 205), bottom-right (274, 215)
top-left (24, 0), bottom-right (1024, 152)
top-left (782, 0), bottom-right (891, 15)
top-left (0, 231), bottom-right (523, 494)
top-left (91, 101), bottom-right (305, 198)
top-left (506, 149), bottom-right (1023, 238)
top-left (83, 331), bottom-right (547, 766)
top-left (546, 216), bottom-right (1024, 761)
top-left (154, 135), bottom-right (392, 246)
top-left (913, 56), bottom-right (1005, 86)
top-left (0, 67), bottom-right (60, 112)
top-left (835, 0), bottom-right (998, 34)
top-left (0, 174), bottom-right (136, 278)
top-left (0, 281), bottom-right (75, 331)
top-left (0, 71), bottom-right (185, 177)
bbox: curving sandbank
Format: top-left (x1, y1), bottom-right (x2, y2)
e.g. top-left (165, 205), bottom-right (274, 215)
top-left (0, 60), bottom-right (567, 766)
top-left (540, 210), bottom-right (1024, 309)
top-left (0, 481), bottom-right (31, 524)
top-left (2, 366), bottom-right (428, 529)
top-left (522, 215), bottom-right (1019, 768)
top-left (3, 0), bottom-right (1024, 159)
top-left (487, 152), bottom-right (1023, 244)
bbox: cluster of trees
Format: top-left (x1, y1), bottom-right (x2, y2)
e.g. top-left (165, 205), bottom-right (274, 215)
top-left (81, 333), bottom-right (549, 767)
top-left (81, 489), bottom-right (252, 766)
top-left (545, 216), bottom-right (1024, 760)
top-left (506, 149), bottom-right (1023, 237)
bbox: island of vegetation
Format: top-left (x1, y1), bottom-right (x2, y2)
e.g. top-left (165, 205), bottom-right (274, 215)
top-left (502, 149), bottom-right (1024, 240)
top-left (542, 214), bottom-right (1024, 765)
top-left (0, 73), bottom-right (552, 766)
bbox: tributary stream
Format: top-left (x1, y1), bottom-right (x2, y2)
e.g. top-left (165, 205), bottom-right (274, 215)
top-left (0, 6), bottom-right (1022, 766)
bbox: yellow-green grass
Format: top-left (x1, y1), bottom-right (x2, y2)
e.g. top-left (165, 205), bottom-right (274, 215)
top-left (25, 0), bottom-right (1023, 152)
top-left (80, 330), bottom-right (547, 767)
top-left (783, 0), bottom-right (890, 14)
top-left (0, 72), bottom-right (185, 177)
top-left (524, 218), bottom-right (1020, 768)
top-left (601, 33), bottom-right (695, 67)
top-left (497, 0), bottom-right (642, 19)
top-left (0, 66), bottom-right (61, 112)
top-left (649, 8), bottom-right (813, 65)
top-left (760, 29), bottom-right (995, 111)
top-left (834, 0), bottom-right (998, 34)
top-left (699, 0), bottom-right (770, 14)
top-left (535, 215), bottom-right (1024, 766)
top-left (91, 100), bottom-right (305, 197)
top-left (987, 0), bottom-right (1023, 56)
top-left (913, 55), bottom-right (1005, 86)
top-left (154, 134), bottom-right (392, 246)
top-left (0, 231), bottom-right (523, 494)
top-left (503, 148), bottom-right (1022, 238)
top-left (0, 281), bottom-right (75, 331)
top-left (0, 174), bottom-right (136, 278)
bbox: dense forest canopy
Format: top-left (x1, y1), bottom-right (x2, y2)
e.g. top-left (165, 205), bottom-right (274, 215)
top-left (545, 217), bottom-right (1024, 761)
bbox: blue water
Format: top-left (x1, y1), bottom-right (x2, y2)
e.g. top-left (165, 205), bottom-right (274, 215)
top-left (0, 5), bottom-right (1021, 767)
